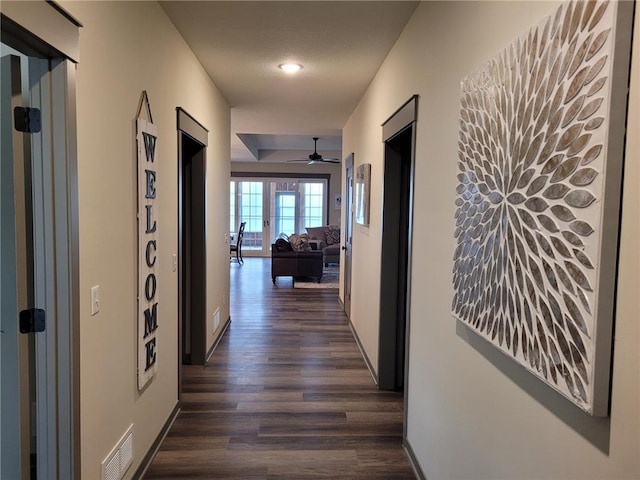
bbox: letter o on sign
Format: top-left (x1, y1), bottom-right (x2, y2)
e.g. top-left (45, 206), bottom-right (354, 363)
top-left (145, 273), bottom-right (157, 301)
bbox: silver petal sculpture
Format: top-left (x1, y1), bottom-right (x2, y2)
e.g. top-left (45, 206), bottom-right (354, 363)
top-left (453, 0), bottom-right (630, 415)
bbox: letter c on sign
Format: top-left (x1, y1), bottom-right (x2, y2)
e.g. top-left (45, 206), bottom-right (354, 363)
top-left (146, 240), bottom-right (157, 267)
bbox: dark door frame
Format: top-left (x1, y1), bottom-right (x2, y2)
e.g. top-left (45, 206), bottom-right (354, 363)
top-left (1, 4), bottom-right (81, 478)
top-left (378, 95), bottom-right (418, 396)
top-left (176, 108), bottom-right (208, 392)
top-left (343, 153), bottom-right (354, 318)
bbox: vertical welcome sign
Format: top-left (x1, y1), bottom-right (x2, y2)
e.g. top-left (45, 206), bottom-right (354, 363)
top-left (137, 97), bottom-right (159, 390)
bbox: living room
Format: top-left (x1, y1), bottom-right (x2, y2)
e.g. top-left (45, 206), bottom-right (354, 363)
top-left (230, 152), bottom-right (343, 288)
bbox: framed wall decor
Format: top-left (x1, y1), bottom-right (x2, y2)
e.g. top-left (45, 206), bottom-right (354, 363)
top-left (355, 163), bottom-right (371, 226)
top-left (136, 91), bottom-right (159, 390)
top-left (452, 0), bottom-right (633, 416)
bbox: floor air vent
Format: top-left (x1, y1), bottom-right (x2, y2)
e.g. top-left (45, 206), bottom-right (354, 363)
top-left (101, 424), bottom-right (134, 480)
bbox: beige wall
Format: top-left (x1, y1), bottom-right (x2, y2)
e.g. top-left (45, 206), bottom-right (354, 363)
top-left (343, 1), bottom-right (639, 478)
top-left (60, 1), bottom-right (230, 478)
top-left (232, 160), bottom-right (343, 227)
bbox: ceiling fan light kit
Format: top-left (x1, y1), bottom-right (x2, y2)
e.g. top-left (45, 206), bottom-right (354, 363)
top-left (288, 137), bottom-right (340, 164)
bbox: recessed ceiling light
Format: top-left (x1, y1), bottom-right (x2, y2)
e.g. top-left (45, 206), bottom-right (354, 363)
top-left (279, 63), bottom-right (303, 74)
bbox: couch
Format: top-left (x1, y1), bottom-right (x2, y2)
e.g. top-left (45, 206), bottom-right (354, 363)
top-left (305, 225), bottom-right (341, 266)
top-left (271, 238), bottom-right (323, 285)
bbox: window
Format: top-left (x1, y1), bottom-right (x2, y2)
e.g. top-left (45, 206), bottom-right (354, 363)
top-left (237, 181), bottom-right (263, 249)
top-left (275, 192), bottom-right (295, 236)
top-left (301, 182), bottom-right (324, 229)
top-left (229, 181), bottom-right (235, 233)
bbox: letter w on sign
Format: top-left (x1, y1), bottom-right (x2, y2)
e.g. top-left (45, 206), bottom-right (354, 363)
top-left (143, 132), bottom-right (156, 163)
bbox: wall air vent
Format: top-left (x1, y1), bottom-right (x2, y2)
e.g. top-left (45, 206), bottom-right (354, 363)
top-left (101, 424), bottom-right (134, 480)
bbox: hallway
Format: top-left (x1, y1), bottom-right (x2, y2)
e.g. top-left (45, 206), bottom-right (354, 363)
top-left (144, 258), bottom-right (415, 479)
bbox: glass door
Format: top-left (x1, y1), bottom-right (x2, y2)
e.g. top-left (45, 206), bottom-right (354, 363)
top-left (231, 177), bottom-right (328, 256)
top-left (268, 180), bottom-right (298, 248)
top-left (274, 191), bottom-right (296, 237)
top-left (234, 181), bottom-right (267, 255)
top-left (299, 181), bottom-right (325, 230)
top-left (267, 179), bottom-right (327, 251)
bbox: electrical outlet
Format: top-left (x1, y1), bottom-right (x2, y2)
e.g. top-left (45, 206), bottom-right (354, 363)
top-left (213, 308), bottom-right (220, 331)
top-left (91, 285), bottom-right (100, 315)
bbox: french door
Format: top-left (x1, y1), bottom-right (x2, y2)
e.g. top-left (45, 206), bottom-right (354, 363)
top-left (230, 177), bottom-right (328, 256)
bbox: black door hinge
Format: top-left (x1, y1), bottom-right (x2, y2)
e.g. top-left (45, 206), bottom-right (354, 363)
top-left (19, 308), bottom-right (46, 333)
top-left (14, 106), bottom-right (41, 133)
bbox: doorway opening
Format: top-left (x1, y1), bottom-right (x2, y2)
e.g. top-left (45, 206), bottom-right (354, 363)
top-left (343, 153), bottom-right (354, 318)
top-left (378, 96), bottom-right (417, 392)
top-left (177, 109), bottom-right (208, 372)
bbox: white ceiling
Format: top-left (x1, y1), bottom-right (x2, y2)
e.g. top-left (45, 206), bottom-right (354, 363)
top-left (159, 1), bottom-right (419, 162)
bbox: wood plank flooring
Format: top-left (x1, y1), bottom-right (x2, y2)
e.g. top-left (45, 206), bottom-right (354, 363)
top-left (143, 258), bottom-right (415, 479)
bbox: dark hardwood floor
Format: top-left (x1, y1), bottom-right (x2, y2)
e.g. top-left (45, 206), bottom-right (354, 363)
top-left (144, 257), bottom-right (415, 479)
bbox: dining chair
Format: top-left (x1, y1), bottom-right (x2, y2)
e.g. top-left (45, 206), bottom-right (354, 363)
top-left (230, 221), bottom-right (246, 264)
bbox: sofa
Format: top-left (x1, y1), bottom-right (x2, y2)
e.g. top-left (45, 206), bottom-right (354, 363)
top-left (271, 237), bottom-right (323, 285)
top-left (305, 225), bottom-right (341, 266)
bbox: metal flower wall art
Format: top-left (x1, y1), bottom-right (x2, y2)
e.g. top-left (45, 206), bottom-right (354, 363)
top-left (452, 0), bottom-right (628, 415)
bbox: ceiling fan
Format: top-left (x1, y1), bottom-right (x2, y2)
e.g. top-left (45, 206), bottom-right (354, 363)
top-left (287, 137), bottom-right (340, 164)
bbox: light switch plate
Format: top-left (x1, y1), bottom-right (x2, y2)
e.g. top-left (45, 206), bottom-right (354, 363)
top-left (172, 254), bottom-right (177, 272)
top-left (91, 285), bottom-right (100, 315)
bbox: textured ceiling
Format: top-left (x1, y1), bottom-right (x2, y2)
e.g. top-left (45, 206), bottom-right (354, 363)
top-left (160, 1), bottom-right (419, 162)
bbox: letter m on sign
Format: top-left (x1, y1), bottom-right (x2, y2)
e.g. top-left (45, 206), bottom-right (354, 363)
top-left (144, 303), bottom-right (158, 338)
top-left (143, 132), bottom-right (157, 163)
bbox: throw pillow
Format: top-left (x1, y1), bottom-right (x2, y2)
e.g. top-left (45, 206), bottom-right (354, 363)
top-left (289, 233), bottom-right (312, 252)
top-left (324, 224), bottom-right (340, 245)
top-left (274, 238), bottom-right (293, 252)
top-left (306, 226), bottom-right (326, 240)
